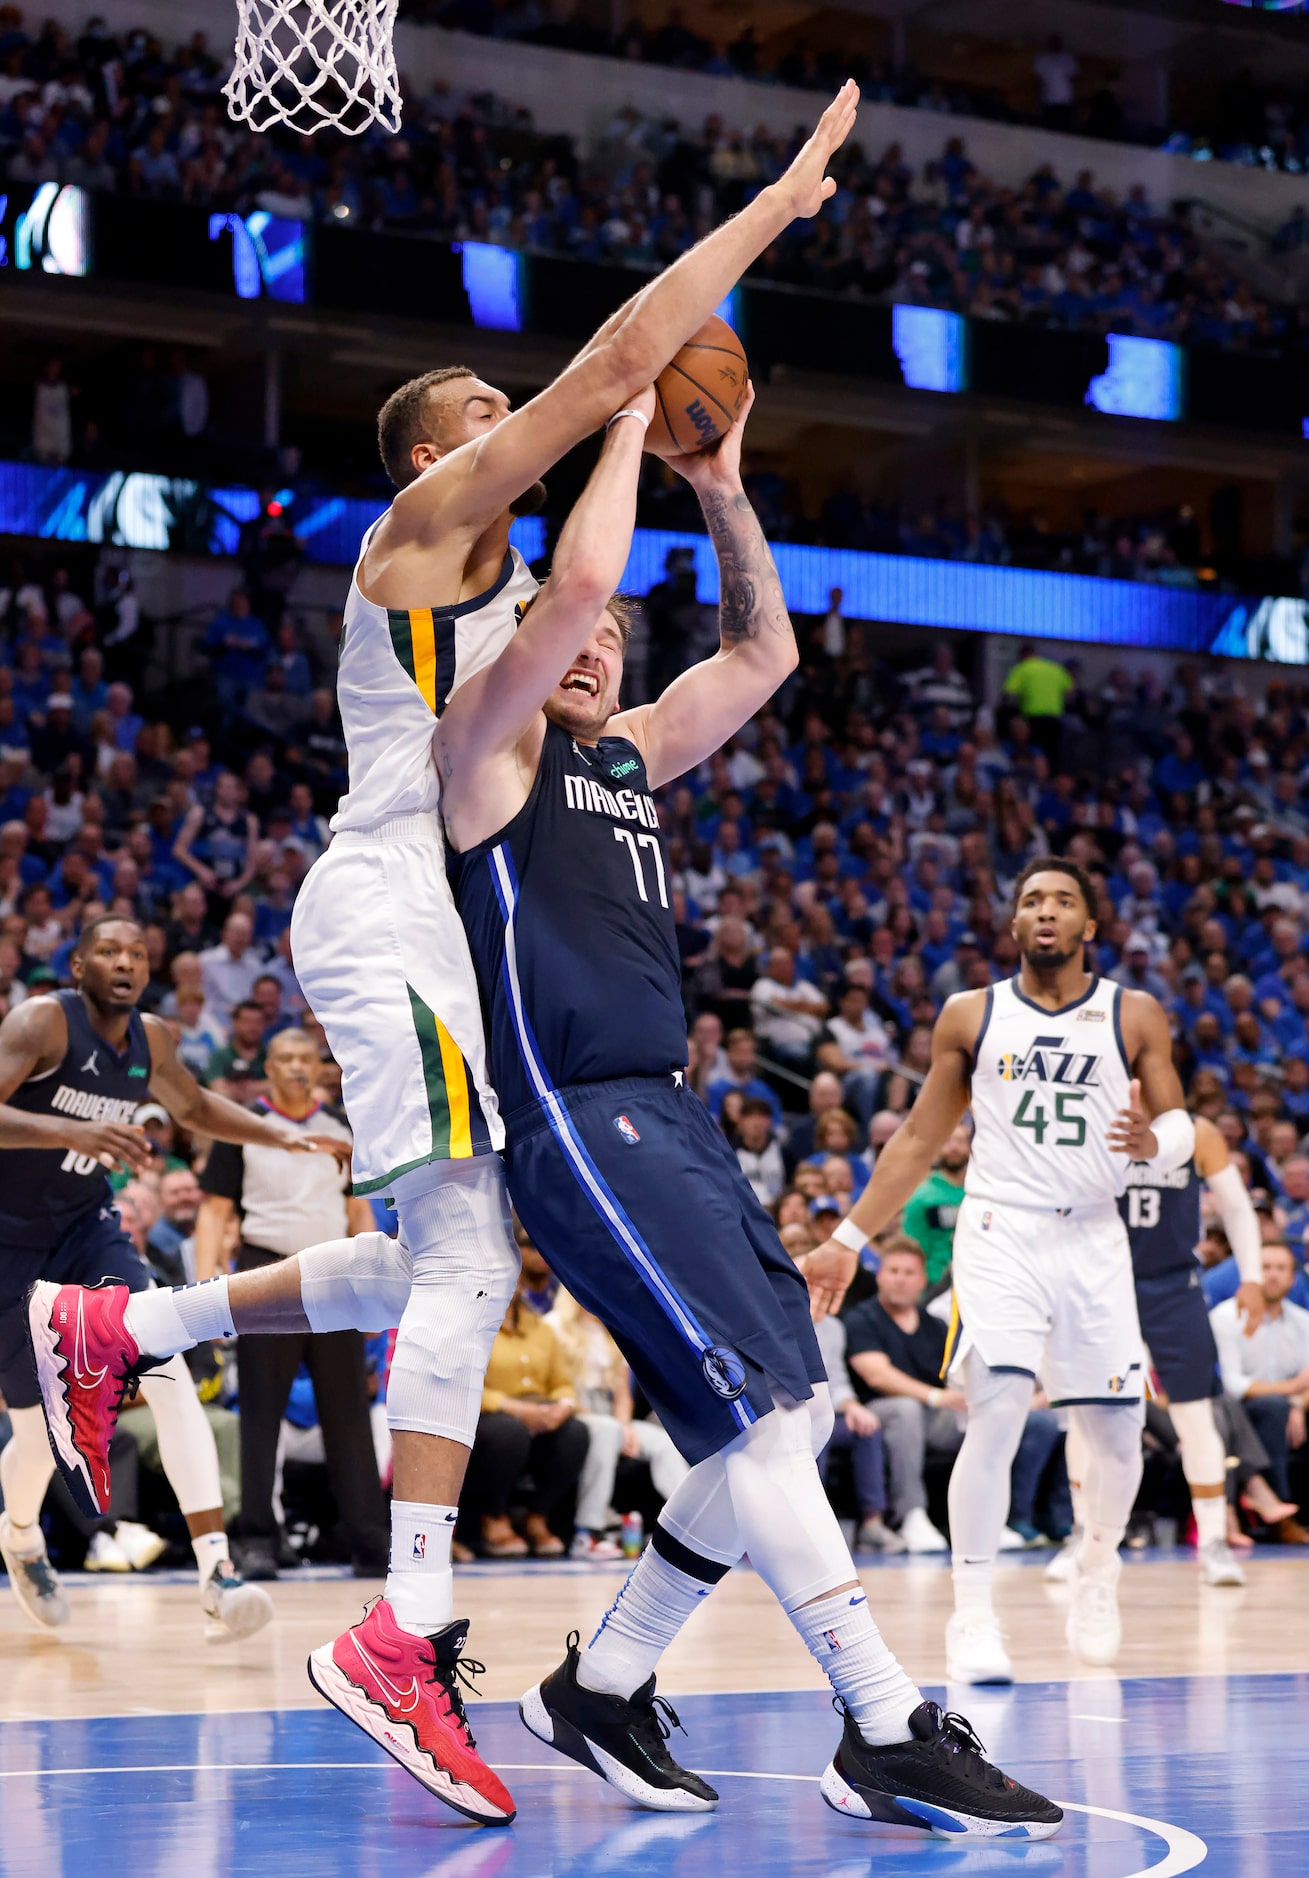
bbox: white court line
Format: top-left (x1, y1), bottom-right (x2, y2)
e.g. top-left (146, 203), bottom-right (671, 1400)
top-left (0, 1760), bottom-right (1209, 1874)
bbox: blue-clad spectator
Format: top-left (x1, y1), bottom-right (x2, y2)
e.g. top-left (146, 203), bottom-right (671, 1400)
top-left (203, 589), bottom-right (272, 717)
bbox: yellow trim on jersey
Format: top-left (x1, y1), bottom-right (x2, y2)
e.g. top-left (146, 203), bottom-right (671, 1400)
top-left (434, 1012), bottom-right (474, 1159)
top-left (941, 1290), bottom-right (961, 1380)
top-left (409, 607), bottom-right (438, 712)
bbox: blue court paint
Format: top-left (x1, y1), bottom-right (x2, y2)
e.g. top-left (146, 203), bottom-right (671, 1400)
top-left (3, 1674), bottom-right (1303, 1875)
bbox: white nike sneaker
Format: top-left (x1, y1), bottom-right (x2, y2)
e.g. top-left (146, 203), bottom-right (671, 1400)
top-left (113, 1521), bottom-right (168, 1571)
top-left (203, 1560), bottom-right (275, 1642)
top-left (1044, 1531), bottom-right (1081, 1584)
top-left (945, 1612), bottom-right (1014, 1685)
top-left (1199, 1540), bottom-right (1246, 1587)
top-left (854, 1515), bottom-right (907, 1555)
top-left (1066, 1558), bottom-right (1122, 1666)
top-left (900, 1507), bottom-right (950, 1554)
top-left (84, 1530), bottom-right (132, 1572)
top-left (998, 1526), bottom-right (1029, 1552)
top-left (0, 1513), bottom-right (71, 1628)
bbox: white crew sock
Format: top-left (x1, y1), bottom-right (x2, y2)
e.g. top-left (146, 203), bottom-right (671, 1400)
top-left (386, 1500), bottom-right (456, 1635)
top-left (192, 1530), bottom-right (231, 1587)
top-left (1168, 1398), bottom-right (1230, 1550)
top-left (125, 1278), bottom-right (233, 1358)
top-left (951, 1558), bottom-right (996, 1622)
top-left (1193, 1496), bottom-right (1227, 1548)
top-left (0, 1407), bottom-right (56, 1534)
top-left (791, 1587), bottom-right (918, 1745)
top-left (579, 1531), bottom-right (724, 1697)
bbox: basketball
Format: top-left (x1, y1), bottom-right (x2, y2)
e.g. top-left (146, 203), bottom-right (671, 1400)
top-left (646, 315), bottom-right (749, 457)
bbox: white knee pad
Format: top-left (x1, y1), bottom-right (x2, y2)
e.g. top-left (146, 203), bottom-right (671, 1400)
top-left (300, 1231), bottom-right (414, 1334)
top-left (386, 1155), bottom-right (520, 1446)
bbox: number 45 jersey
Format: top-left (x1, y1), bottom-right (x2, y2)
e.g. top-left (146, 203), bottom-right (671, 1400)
top-left (451, 723), bottom-right (689, 1128)
top-left (965, 974), bottom-right (1132, 1212)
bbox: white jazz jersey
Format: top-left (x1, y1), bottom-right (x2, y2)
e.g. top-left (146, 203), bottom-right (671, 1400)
top-left (965, 974), bottom-right (1131, 1212)
top-left (291, 523), bottom-right (538, 1191)
top-left (331, 532), bottom-right (539, 833)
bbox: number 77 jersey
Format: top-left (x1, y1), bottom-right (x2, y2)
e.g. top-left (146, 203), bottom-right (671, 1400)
top-left (451, 721), bottom-right (691, 1122)
top-left (965, 975), bottom-right (1133, 1211)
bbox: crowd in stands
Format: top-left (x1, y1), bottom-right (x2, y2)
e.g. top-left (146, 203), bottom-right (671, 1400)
top-left (6, 523), bottom-right (1309, 1566)
top-left (0, 9), bottom-right (1302, 359)
top-left (419, 1), bottom-right (1309, 178)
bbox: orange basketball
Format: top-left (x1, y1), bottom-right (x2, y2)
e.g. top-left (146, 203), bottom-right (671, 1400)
top-left (647, 315), bottom-right (749, 457)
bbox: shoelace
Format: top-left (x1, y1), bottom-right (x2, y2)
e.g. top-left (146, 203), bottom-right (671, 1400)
top-left (622, 1690), bottom-right (689, 1771)
top-left (932, 1709), bottom-right (1009, 1793)
top-left (426, 1645), bottom-right (487, 1749)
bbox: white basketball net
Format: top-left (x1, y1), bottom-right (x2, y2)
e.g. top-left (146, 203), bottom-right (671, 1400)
top-left (225, 0), bottom-right (401, 136)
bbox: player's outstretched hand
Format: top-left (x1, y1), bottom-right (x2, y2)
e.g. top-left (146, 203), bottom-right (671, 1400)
top-left (802, 1238), bottom-right (860, 1321)
top-left (664, 382), bottom-right (756, 488)
top-left (1236, 1279), bottom-right (1266, 1338)
top-left (777, 79), bottom-right (860, 219)
top-left (286, 1132), bottom-right (354, 1170)
top-left (1106, 1078), bottom-right (1157, 1159)
top-left (68, 1119), bottom-right (151, 1175)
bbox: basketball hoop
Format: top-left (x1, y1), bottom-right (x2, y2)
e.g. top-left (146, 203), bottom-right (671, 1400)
top-left (225, 0), bottom-right (402, 136)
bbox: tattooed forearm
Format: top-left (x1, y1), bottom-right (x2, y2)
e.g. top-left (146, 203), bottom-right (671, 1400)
top-left (699, 484), bottom-right (792, 650)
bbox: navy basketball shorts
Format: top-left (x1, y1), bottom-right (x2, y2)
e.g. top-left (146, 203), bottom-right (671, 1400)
top-left (0, 1204), bottom-right (150, 1410)
top-left (504, 1074), bottom-right (826, 1467)
top-left (1134, 1265), bottom-right (1221, 1404)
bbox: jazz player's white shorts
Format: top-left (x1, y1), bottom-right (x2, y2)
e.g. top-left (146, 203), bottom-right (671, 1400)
top-left (946, 1194), bottom-right (1145, 1407)
top-left (290, 815), bottom-right (504, 1196)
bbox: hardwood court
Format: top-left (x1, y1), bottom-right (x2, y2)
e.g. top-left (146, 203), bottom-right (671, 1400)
top-left (2, 1551), bottom-right (1306, 1875)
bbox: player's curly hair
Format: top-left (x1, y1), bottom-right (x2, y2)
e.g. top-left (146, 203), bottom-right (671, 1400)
top-left (377, 366), bottom-right (476, 489)
top-left (1010, 855), bottom-right (1098, 919)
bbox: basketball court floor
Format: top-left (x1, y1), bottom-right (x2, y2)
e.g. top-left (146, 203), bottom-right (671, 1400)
top-left (2, 1548), bottom-right (1303, 1876)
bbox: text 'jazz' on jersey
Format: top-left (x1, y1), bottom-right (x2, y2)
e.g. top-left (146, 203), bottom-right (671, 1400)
top-left (966, 975), bottom-right (1132, 1212)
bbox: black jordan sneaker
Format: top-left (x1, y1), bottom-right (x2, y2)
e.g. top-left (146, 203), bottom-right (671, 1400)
top-left (820, 1701), bottom-right (1063, 1839)
top-left (519, 1631), bottom-right (718, 1812)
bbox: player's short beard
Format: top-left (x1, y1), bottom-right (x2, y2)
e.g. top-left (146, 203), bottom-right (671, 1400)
top-left (510, 479), bottom-right (547, 517)
top-left (1022, 942), bottom-right (1078, 974)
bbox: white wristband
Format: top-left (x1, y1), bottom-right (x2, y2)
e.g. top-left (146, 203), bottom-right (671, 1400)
top-left (606, 407), bottom-right (650, 433)
top-left (1147, 1108), bottom-right (1195, 1173)
top-left (832, 1216), bottom-right (869, 1254)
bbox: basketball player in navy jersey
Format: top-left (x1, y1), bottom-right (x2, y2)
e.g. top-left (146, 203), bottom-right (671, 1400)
top-left (3, 915), bottom-right (345, 1639)
top-left (1088, 1113), bottom-right (1262, 1586)
top-left (436, 387), bottom-right (1060, 1838)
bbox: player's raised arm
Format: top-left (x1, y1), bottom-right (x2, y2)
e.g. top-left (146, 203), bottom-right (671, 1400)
top-left (610, 387), bottom-right (796, 788)
top-left (142, 1015), bottom-right (351, 1166)
top-left (386, 84), bottom-right (859, 538)
top-left (436, 390), bottom-right (653, 793)
top-left (803, 994), bottom-right (980, 1319)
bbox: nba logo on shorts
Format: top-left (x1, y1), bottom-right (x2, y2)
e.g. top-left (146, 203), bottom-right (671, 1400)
top-left (613, 1115), bottom-right (641, 1145)
top-left (981, 1210), bottom-right (993, 1232)
top-left (412, 1533), bottom-right (426, 1561)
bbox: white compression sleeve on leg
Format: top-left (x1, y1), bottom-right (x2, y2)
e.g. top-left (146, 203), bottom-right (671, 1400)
top-left (136, 1355), bottom-right (223, 1516)
top-left (386, 1157), bottom-right (519, 1446)
top-left (1064, 1409), bottom-right (1089, 1533)
top-left (948, 1355), bottom-right (1033, 1620)
top-left (1072, 1401), bottom-right (1144, 1576)
top-left (0, 1405), bottom-right (56, 1532)
top-left (1206, 1163), bottom-right (1263, 1286)
top-left (720, 1399), bottom-right (922, 1744)
top-left (300, 1231), bottom-right (414, 1334)
top-left (1168, 1397), bottom-right (1229, 1548)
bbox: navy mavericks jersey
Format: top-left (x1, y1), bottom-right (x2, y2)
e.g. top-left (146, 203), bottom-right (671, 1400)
top-left (1119, 1158), bottom-right (1201, 1278)
top-left (0, 989), bottom-right (153, 1249)
top-left (452, 722), bottom-right (687, 1125)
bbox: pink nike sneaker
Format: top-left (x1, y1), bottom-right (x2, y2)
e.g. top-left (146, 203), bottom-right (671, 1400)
top-left (308, 1600), bottom-right (516, 1825)
top-left (25, 1280), bottom-right (145, 1518)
